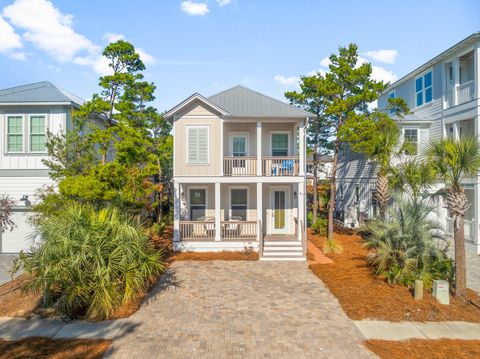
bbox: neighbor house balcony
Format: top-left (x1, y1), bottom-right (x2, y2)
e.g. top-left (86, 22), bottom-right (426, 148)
top-left (223, 156), bottom-right (300, 176)
top-left (456, 80), bottom-right (475, 105)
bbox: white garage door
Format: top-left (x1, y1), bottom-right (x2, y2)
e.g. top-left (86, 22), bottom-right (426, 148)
top-left (1, 211), bottom-right (36, 253)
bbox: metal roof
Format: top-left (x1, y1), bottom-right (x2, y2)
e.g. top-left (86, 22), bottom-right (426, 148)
top-left (0, 81), bottom-right (84, 106)
top-left (208, 85), bottom-right (314, 118)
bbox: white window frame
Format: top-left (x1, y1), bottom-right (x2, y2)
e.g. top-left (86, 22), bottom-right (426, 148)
top-left (186, 125), bottom-right (209, 165)
top-left (5, 114), bottom-right (25, 154)
top-left (188, 186), bottom-right (209, 220)
top-left (270, 131), bottom-right (290, 157)
top-left (229, 186), bottom-right (249, 220)
top-left (28, 114), bottom-right (48, 154)
top-left (228, 132), bottom-right (249, 157)
top-left (388, 90), bottom-right (396, 99)
top-left (415, 69), bottom-right (433, 108)
top-left (403, 127), bottom-right (419, 156)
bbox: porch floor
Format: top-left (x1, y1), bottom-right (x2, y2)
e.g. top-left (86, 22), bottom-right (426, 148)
top-left (263, 234), bottom-right (298, 242)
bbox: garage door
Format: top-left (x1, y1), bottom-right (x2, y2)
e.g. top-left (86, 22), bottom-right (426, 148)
top-left (0, 211), bottom-right (37, 253)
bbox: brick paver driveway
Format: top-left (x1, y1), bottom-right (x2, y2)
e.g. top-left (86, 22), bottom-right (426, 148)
top-left (106, 261), bottom-right (374, 359)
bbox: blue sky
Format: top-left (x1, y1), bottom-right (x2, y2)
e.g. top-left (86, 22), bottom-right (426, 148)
top-left (0, 0), bottom-right (479, 111)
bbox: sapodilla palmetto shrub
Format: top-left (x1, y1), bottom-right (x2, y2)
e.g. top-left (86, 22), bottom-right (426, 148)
top-left (363, 196), bottom-right (453, 288)
top-left (20, 202), bottom-right (163, 320)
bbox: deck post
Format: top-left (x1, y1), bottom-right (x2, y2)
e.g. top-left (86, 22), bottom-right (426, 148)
top-left (299, 120), bottom-right (305, 176)
top-left (215, 182), bottom-right (221, 241)
top-left (257, 182), bottom-right (263, 241)
top-left (297, 182), bottom-right (305, 241)
top-left (257, 121), bottom-right (262, 176)
top-left (173, 181), bottom-right (180, 242)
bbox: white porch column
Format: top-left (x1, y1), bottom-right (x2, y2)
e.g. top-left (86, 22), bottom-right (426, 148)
top-left (474, 182), bottom-right (480, 254)
top-left (173, 181), bottom-right (180, 242)
top-left (257, 121), bottom-right (262, 176)
top-left (453, 122), bottom-right (460, 141)
top-left (215, 182), bottom-right (221, 241)
top-left (257, 182), bottom-right (263, 241)
top-left (297, 182), bottom-right (305, 241)
top-left (475, 45), bottom-right (480, 101)
top-left (453, 57), bottom-right (460, 106)
top-left (299, 119), bottom-right (306, 176)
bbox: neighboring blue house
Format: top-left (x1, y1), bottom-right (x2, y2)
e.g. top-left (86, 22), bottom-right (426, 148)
top-left (337, 32), bottom-right (480, 254)
top-left (0, 81), bottom-right (84, 253)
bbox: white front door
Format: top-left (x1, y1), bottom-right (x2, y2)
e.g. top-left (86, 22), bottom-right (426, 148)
top-left (269, 187), bottom-right (289, 234)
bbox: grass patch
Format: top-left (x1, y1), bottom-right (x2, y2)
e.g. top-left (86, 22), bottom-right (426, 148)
top-left (308, 229), bottom-right (480, 322)
top-left (365, 339), bottom-right (480, 359)
top-left (0, 337), bottom-right (110, 359)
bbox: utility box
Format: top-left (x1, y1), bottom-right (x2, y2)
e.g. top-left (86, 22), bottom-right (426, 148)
top-left (433, 280), bottom-right (450, 305)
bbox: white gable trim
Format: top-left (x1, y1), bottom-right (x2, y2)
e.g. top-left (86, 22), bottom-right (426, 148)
top-left (164, 93), bottom-right (230, 119)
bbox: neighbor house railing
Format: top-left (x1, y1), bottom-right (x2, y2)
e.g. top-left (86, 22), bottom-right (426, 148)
top-left (220, 221), bottom-right (257, 240)
top-left (262, 156), bottom-right (299, 176)
top-left (445, 217), bottom-right (475, 242)
top-left (456, 80), bottom-right (475, 105)
top-left (223, 157), bottom-right (257, 176)
top-left (179, 221), bottom-right (215, 240)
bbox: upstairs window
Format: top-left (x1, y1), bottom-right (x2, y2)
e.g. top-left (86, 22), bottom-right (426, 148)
top-left (388, 91), bottom-right (396, 99)
top-left (271, 133), bottom-right (288, 156)
top-left (30, 115), bottom-right (46, 152)
top-left (187, 126), bottom-right (209, 164)
top-left (230, 135), bottom-right (247, 157)
top-left (7, 116), bottom-right (23, 153)
top-left (404, 129), bottom-right (418, 155)
top-left (415, 71), bottom-right (433, 107)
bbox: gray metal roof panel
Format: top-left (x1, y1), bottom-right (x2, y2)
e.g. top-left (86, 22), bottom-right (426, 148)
top-left (0, 81), bottom-right (84, 106)
top-left (208, 85), bottom-right (314, 118)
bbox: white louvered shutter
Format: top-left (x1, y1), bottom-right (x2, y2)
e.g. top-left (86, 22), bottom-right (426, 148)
top-left (188, 127), bottom-right (208, 163)
top-left (197, 127), bottom-right (208, 163)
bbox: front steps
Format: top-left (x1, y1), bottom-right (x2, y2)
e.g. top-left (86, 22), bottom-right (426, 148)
top-left (260, 240), bottom-right (305, 261)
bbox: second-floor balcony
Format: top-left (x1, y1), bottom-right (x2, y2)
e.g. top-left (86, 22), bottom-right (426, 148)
top-left (223, 156), bottom-right (300, 176)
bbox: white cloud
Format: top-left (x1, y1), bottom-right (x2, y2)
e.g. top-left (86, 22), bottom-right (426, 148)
top-left (0, 15), bottom-right (22, 53)
top-left (371, 65), bottom-right (397, 84)
top-left (364, 49), bottom-right (398, 64)
top-left (137, 48), bottom-right (155, 65)
top-left (9, 51), bottom-right (27, 60)
top-left (274, 74), bottom-right (299, 86)
top-left (3, 0), bottom-right (99, 62)
top-left (319, 57), bottom-right (331, 67)
top-left (181, 1), bottom-right (209, 16)
top-left (103, 32), bottom-right (125, 43)
top-left (217, 0), bottom-right (231, 6)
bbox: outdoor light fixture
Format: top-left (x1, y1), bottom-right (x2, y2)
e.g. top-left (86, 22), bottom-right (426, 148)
top-left (20, 195), bottom-right (31, 207)
top-left (294, 191), bottom-right (298, 199)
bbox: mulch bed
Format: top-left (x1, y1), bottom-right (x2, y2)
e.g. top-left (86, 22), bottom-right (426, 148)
top-left (0, 337), bottom-right (111, 359)
top-left (0, 275), bottom-right (42, 318)
top-left (169, 251), bottom-right (258, 261)
top-left (308, 229), bottom-right (480, 322)
top-left (365, 339), bottom-right (480, 359)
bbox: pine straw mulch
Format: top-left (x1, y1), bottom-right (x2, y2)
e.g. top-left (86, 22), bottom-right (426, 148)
top-left (0, 337), bottom-right (111, 359)
top-left (365, 339), bottom-right (480, 359)
top-left (308, 229), bottom-right (480, 322)
top-left (0, 275), bottom-right (42, 318)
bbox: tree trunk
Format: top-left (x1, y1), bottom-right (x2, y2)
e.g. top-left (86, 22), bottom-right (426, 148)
top-left (376, 173), bottom-right (390, 221)
top-left (454, 214), bottom-right (467, 299)
top-left (327, 141), bottom-right (340, 241)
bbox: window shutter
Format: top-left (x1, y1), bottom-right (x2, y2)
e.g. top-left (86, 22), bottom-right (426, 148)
top-left (188, 127), bottom-right (208, 164)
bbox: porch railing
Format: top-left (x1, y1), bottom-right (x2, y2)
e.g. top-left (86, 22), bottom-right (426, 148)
top-left (223, 157), bottom-right (257, 176)
top-left (221, 221), bottom-right (257, 240)
top-left (262, 156), bottom-right (299, 176)
top-left (445, 217), bottom-right (475, 242)
top-left (179, 221), bottom-right (215, 240)
top-left (456, 80), bottom-right (475, 105)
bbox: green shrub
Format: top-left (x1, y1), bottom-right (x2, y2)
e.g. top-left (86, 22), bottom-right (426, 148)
top-left (311, 217), bottom-right (327, 235)
top-left (364, 197), bottom-right (452, 288)
top-left (20, 202), bottom-right (164, 320)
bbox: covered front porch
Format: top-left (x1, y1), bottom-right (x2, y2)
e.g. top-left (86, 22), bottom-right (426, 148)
top-left (173, 182), bottom-right (305, 252)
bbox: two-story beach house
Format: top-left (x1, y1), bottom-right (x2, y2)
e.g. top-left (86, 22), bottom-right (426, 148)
top-left (337, 32), bottom-right (480, 254)
top-left (166, 86), bottom-right (312, 260)
top-left (0, 81), bottom-right (83, 253)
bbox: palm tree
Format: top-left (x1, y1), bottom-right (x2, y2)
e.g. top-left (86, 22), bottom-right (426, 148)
top-left (389, 158), bottom-right (436, 203)
top-left (426, 136), bottom-right (480, 299)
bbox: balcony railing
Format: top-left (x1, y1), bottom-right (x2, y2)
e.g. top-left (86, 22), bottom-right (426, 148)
top-left (221, 221), bottom-right (257, 240)
top-left (446, 217), bottom-right (475, 242)
top-left (456, 80), bottom-right (475, 105)
top-left (179, 221), bottom-right (215, 240)
top-left (179, 220), bottom-right (258, 241)
top-left (224, 157), bottom-right (257, 176)
top-left (262, 156), bottom-right (299, 176)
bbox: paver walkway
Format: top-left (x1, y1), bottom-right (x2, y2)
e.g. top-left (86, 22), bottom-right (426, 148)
top-left (355, 320), bottom-right (480, 340)
top-left (105, 261), bottom-right (374, 359)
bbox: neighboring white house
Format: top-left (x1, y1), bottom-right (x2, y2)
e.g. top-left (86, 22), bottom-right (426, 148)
top-left (165, 86), bottom-right (312, 260)
top-left (0, 81), bottom-right (84, 253)
top-left (336, 32), bottom-right (480, 254)
top-left (306, 155), bottom-right (333, 185)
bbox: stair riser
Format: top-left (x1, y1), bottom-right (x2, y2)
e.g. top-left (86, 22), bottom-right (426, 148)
top-left (262, 251), bottom-right (303, 256)
top-left (264, 241), bottom-right (301, 246)
top-left (263, 247), bottom-right (302, 251)
top-left (260, 257), bottom-right (306, 261)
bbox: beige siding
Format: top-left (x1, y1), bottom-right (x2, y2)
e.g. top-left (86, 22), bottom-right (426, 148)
top-left (261, 122), bottom-right (297, 156)
top-left (174, 102), bottom-right (222, 177)
top-left (220, 183), bottom-right (257, 221)
top-left (223, 123), bottom-right (256, 156)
